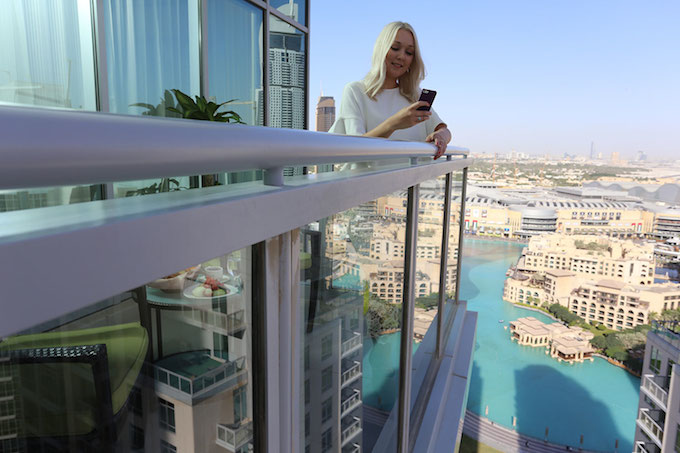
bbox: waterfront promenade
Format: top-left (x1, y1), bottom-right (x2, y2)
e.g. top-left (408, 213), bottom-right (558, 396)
top-left (463, 411), bottom-right (600, 453)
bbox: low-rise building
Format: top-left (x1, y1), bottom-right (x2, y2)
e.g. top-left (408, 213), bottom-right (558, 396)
top-left (518, 233), bottom-right (655, 286)
top-left (509, 317), bottom-right (594, 363)
top-left (569, 280), bottom-right (680, 330)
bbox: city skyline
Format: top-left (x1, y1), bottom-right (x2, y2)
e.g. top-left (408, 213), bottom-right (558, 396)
top-left (310, 0), bottom-right (680, 160)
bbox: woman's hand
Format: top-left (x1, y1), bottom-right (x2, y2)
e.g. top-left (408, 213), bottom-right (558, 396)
top-left (426, 126), bottom-right (452, 160)
top-left (388, 101), bottom-right (432, 131)
top-left (365, 101), bottom-right (432, 138)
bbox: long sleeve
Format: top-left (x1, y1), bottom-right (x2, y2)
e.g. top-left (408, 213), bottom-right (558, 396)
top-left (329, 82), bottom-right (366, 136)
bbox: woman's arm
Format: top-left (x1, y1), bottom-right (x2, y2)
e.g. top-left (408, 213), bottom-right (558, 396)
top-left (426, 123), bottom-right (452, 160)
top-left (364, 101), bottom-right (432, 138)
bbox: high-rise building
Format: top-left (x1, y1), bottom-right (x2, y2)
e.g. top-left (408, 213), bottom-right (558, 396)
top-left (634, 321), bottom-right (680, 452)
top-left (315, 96), bottom-right (335, 132)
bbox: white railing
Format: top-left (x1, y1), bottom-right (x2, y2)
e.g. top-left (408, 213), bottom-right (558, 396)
top-left (641, 374), bottom-right (669, 408)
top-left (343, 443), bottom-right (361, 453)
top-left (341, 361), bottom-right (362, 387)
top-left (341, 389), bottom-right (362, 416)
top-left (341, 416), bottom-right (361, 446)
top-left (636, 409), bottom-right (663, 447)
top-left (0, 105), bottom-right (467, 190)
top-left (153, 355), bottom-right (246, 398)
top-left (0, 104), bottom-right (470, 336)
top-left (634, 441), bottom-right (653, 453)
top-left (216, 420), bottom-right (253, 451)
top-left (341, 332), bottom-right (362, 356)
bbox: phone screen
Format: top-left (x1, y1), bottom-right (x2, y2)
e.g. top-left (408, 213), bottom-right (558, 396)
top-left (417, 89), bottom-right (437, 111)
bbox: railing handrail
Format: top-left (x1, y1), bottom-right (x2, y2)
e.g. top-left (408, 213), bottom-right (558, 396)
top-left (0, 105), bottom-right (468, 190)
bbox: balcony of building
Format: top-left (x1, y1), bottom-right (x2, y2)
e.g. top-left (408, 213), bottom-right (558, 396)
top-left (0, 104), bottom-right (474, 452)
top-left (341, 388), bottom-right (362, 417)
top-left (634, 440), bottom-right (661, 453)
top-left (341, 416), bottom-right (362, 447)
top-left (152, 352), bottom-right (247, 404)
top-left (640, 374), bottom-right (669, 410)
top-left (636, 408), bottom-right (664, 448)
top-left (216, 420), bottom-right (253, 452)
top-left (341, 331), bottom-right (362, 357)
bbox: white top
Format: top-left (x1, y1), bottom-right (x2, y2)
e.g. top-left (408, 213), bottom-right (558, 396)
top-left (329, 81), bottom-right (444, 141)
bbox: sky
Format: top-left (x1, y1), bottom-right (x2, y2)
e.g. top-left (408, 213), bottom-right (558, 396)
top-left (309, 0), bottom-right (680, 160)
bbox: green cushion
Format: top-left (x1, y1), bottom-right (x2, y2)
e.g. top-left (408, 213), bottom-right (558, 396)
top-left (1, 322), bottom-right (148, 437)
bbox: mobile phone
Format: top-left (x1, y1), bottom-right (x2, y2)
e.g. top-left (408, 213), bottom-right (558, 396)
top-left (417, 89), bottom-right (437, 111)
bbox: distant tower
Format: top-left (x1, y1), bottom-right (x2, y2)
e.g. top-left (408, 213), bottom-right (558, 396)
top-left (590, 142), bottom-right (595, 160)
top-left (611, 152), bottom-right (620, 164)
top-left (315, 95), bottom-right (335, 132)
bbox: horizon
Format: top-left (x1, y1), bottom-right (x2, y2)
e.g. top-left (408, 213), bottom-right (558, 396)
top-left (310, 0), bottom-right (680, 160)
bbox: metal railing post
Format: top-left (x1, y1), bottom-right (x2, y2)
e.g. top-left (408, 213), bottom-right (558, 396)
top-left (454, 165), bottom-right (469, 305)
top-left (397, 184), bottom-right (419, 453)
top-left (436, 171), bottom-right (453, 358)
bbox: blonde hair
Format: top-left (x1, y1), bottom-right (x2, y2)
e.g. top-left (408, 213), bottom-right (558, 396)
top-left (363, 22), bottom-right (425, 102)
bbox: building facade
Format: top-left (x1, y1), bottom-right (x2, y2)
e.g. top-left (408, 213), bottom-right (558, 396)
top-left (634, 321), bottom-right (680, 452)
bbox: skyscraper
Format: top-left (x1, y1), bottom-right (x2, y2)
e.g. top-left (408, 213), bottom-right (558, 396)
top-left (315, 96), bottom-right (335, 132)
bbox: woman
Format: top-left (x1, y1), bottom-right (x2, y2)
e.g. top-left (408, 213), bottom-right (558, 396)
top-left (330, 21), bottom-right (451, 159)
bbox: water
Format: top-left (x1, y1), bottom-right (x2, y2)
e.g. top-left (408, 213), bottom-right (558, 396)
top-left (463, 239), bottom-right (639, 452)
top-left (363, 239), bottom-right (640, 452)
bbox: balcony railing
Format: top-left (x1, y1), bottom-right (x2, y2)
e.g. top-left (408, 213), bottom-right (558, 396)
top-left (216, 420), bottom-right (253, 451)
top-left (341, 332), bottom-right (362, 357)
top-left (342, 361), bottom-right (362, 387)
top-left (181, 307), bottom-right (246, 334)
top-left (341, 416), bottom-right (362, 446)
top-left (343, 443), bottom-right (361, 453)
top-left (641, 374), bottom-right (669, 409)
top-left (636, 409), bottom-right (663, 447)
top-left (153, 356), bottom-right (246, 399)
top-left (341, 389), bottom-right (362, 416)
top-left (634, 441), bottom-right (661, 453)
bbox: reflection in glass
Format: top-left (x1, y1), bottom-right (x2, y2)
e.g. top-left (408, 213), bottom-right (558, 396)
top-left (0, 0), bottom-right (96, 110)
top-left (447, 172), bottom-right (464, 313)
top-left (208, 0), bottom-right (263, 127)
top-left (208, 0), bottom-right (264, 185)
top-left (104, 0), bottom-right (200, 197)
top-left (266, 15), bottom-right (306, 130)
top-left (270, 0), bottom-right (306, 27)
top-left (0, 248), bottom-right (253, 452)
top-left (103, 0), bottom-right (200, 115)
top-left (0, 185), bottom-right (102, 213)
top-left (413, 177), bottom-right (447, 347)
top-left (301, 193), bottom-right (406, 453)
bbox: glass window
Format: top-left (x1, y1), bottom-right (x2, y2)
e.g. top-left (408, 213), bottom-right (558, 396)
top-left (0, 0), bottom-right (96, 110)
top-left (650, 346), bottom-right (661, 374)
top-left (321, 397), bottom-right (332, 423)
top-left (159, 398), bottom-right (176, 432)
top-left (321, 365), bottom-right (332, 392)
top-left (321, 427), bottom-right (332, 452)
top-left (104, 0), bottom-right (200, 198)
top-left (207, 0), bottom-right (263, 127)
top-left (268, 15), bottom-right (305, 130)
top-left (129, 423), bottom-right (144, 450)
top-left (234, 385), bottom-right (247, 423)
top-left (321, 334), bottom-right (333, 360)
top-left (305, 412), bottom-right (310, 437)
top-left (103, 0), bottom-right (200, 115)
top-left (270, 0), bottom-right (306, 27)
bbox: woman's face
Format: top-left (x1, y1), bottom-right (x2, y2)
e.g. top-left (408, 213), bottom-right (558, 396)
top-left (385, 28), bottom-right (415, 84)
